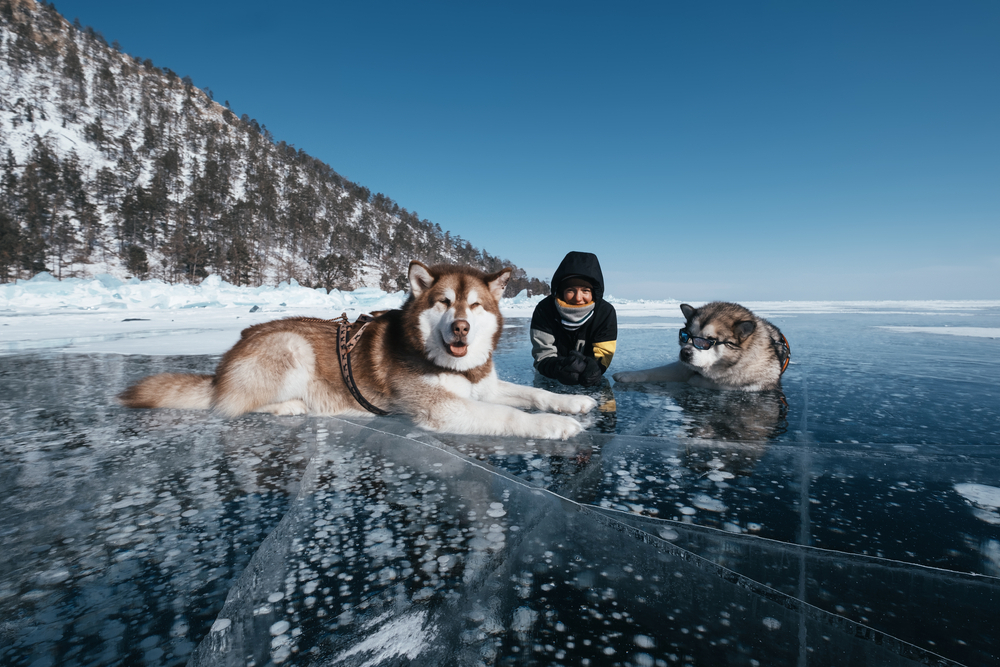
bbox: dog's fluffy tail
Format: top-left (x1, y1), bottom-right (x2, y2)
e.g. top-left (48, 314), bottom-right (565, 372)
top-left (118, 373), bottom-right (215, 410)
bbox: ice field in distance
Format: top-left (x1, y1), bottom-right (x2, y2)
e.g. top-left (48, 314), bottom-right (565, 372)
top-left (2, 271), bottom-right (997, 356)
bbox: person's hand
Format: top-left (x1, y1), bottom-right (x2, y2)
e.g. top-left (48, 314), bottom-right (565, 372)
top-left (553, 351), bottom-right (588, 385)
top-left (579, 357), bottom-right (603, 386)
top-left (562, 351), bottom-right (589, 374)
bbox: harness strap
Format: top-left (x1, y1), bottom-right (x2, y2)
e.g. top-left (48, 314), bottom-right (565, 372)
top-left (778, 333), bottom-right (791, 375)
top-left (337, 313), bottom-right (390, 415)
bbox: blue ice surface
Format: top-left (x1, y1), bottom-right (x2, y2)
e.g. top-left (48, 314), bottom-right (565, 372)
top-left (0, 305), bottom-right (998, 666)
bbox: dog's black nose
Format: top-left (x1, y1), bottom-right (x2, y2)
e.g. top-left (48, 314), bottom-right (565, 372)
top-left (452, 319), bottom-right (470, 338)
top-left (680, 347), bottom-right (693, 362)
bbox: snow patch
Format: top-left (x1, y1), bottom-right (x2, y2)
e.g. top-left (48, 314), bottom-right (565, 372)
top-left (955, 483), bottom-right (1000, 509)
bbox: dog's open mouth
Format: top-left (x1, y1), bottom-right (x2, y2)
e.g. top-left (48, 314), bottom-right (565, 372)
top-left (447, 341), bottom-right (468, 357)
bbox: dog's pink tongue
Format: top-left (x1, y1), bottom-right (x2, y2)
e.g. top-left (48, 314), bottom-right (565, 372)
top-left (449, 343), bottom-right (468, 357)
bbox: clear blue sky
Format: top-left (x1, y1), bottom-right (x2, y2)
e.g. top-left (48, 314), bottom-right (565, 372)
top-left (54, 0), bottom-right (999, 300)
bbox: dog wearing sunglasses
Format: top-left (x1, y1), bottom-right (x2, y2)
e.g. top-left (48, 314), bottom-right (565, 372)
top-left (612, 302), bottom-right (790, 391)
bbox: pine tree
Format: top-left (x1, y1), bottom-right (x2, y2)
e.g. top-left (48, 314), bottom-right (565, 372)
top-left (0, 207), bottom-right (22, 281)
top-left (125, 244), bottom-right (149, 278)
top-left (61, 38), bottom-right (85, 103)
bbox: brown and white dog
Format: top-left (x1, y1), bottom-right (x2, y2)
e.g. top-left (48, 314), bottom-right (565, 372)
top-left (119, 261), bottom-right (597, 439)
top-left (612, 302), bottom-right (789, 391)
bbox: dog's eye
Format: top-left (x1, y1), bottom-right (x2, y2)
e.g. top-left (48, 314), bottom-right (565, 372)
top-left (470, 302), bottom-right (481, 309)
top-left (439, 298), bottom-right (451, 307)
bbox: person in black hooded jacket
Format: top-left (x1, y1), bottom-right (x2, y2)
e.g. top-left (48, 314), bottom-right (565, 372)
top-left (530, 251), bottom-right (618, 386)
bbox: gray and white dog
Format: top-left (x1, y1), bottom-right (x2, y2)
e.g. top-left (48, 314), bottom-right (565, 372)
top-left (612, 302), bottom-right (789, 391)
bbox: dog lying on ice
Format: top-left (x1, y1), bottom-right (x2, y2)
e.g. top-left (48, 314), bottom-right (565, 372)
top-left (119, 261), bottom-right (597, 439)
top-left (612, 302), bottom-right (789, 391)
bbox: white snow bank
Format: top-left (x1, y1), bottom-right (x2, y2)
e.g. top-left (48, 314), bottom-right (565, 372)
top-left (1, 274), bottom-right (998, 356)
top-left (4, 273), bottom-right (997, 317)
top-left (0, 274), bottom-right (545, 355)
top-left (0, 272), bottom-right (405, 313)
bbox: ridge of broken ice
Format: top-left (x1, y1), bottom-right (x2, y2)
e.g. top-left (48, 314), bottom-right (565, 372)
top-left (3, 272), bottom-right (999, 317)
top-left (0, 272), bottom-right (406, 313)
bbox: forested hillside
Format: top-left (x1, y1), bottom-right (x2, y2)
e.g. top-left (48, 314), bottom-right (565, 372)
top-left (0, 0), bottom-right (548, 294)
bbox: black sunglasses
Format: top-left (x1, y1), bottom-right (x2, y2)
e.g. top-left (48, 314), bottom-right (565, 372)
top-left (678, 328), bottom-right (736, 350)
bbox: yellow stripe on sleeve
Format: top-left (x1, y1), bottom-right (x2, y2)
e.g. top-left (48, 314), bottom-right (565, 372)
top-left (593, 340), bottom-right (617, 369)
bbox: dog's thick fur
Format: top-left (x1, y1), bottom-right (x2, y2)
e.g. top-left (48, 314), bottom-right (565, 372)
top-left (119, 261), bottom-right (596, 439)
top-left (612, 302), bottom-right (788, 391)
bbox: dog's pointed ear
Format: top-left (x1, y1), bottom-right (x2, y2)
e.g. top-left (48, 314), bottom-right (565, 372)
top-left (680, 303), bottom-right (696, 321)
top-left (408, 261), bottom-right (435, 298)
top-left (735, 320), bottom-right (756, 341)
top-left (486, 267), bottom-right (512, 300)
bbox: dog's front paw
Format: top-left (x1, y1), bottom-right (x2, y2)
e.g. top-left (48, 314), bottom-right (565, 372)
top-left (532, 414), bottom-right (585, 440)
top-left (554, 395), bottom-right (598, 414)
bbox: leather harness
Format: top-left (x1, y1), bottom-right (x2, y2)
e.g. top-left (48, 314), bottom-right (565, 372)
top-left (335, 313), bottom-right (390, 415)
top-left (778, 333), bottom-right (791, 375)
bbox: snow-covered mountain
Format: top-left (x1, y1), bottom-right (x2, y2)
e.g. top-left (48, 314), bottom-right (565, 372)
top-left (0, 0), bottom-right (548, 294)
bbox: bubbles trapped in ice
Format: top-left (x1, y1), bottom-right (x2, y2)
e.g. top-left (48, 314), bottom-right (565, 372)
top-left (691, 494), bottom-right (727, 512)
top-left (762, 617), bottom-right (782, 631)
top-left (269, 620), bottom-right (291, 636)
top-left (657, 527), bottom-right (680, 540)
top-left (487, 502), bottom-right (507, 517)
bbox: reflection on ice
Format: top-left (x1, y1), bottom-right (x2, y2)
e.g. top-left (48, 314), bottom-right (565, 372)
top-left (612, 384), bottom-right (790, 441)
top-left (2, 306), bottom-right (999, 666)
top-left (190, 420), bottom-right (967, 667)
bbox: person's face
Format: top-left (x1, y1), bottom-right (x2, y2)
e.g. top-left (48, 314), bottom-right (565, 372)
top-left (562, 286), bottom-right (593, 305)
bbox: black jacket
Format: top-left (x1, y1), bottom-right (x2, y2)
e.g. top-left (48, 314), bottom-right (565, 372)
top-left (530, 252), bottom-right (618, 385)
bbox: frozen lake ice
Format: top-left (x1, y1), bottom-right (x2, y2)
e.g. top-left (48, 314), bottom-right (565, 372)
top-left (1, 298), bottom-right (999, 666)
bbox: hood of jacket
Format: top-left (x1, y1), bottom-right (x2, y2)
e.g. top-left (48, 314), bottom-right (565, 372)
top-left (550, 251), bottom-right (605, 300)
